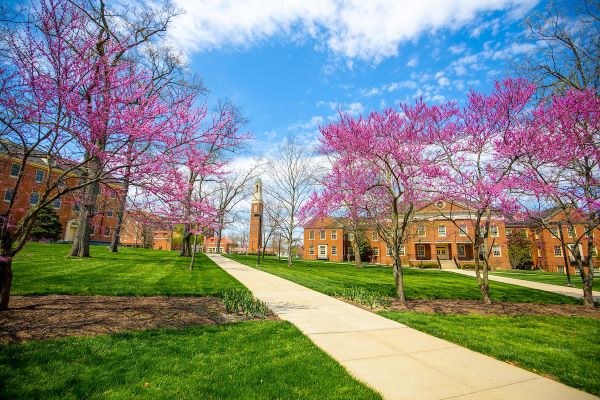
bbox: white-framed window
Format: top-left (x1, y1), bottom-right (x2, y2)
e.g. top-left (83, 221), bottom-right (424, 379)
top-left (35, 169), bottom-right (45, 183)
top-left (417, 244), bottom-right (425, 258)
top-left (549, 227), bottom-right (559, 238)
top-left (309, 230), bottom-right (314, 240)
top-left (399, 245), bottom-right (405, 256)
top-left (435, 200), bottom-right (445, 208)
top-left (104, 226), bottom-right (111, 237)
top-left (438, 226), bottom-right (446, 237)
top-left (537, 248), bottom-right (542, 257)
top-left (567, 226), bottom-right (576, 238)
top-left (417, 226), bottom-right (426, 237)
top-left (52, 198), bottom-right (61, 209)
top-left (331, 245), bottom-right (338, 255)
top-left (558, 266), bottom-right (565, 274)
top-left (371, 231), bottom-right (378, 241)
top-left (320, 230), bottom-right (326, 240)
top-left (492, 245), bottom-right (501, 257)
top-left (30, 192), bottom-right (39, 205)
top-left (554, 245), bottom-right (562, 257)
top-left (373, 247), bottom-right (379, 256)
top-left (505, 228), bottom-right (512, 236)
top-left (9, 163), bottom-right (20, 177)
top-left (386, 247), bottom-right (392, 256)
top-left (457, 244), bottom-right (466, 257)
top-left (309, 245), bottom-right (314, 255)
top-left (4, 189), bottom-right (14, 203)
top-left (331, 230), bottom-right (337, 240)
top-left (348, 232), bottom-right (355, 241)
top-left (107, 209), bottom-right (114, 218)
top-left (490, 225), bottom-right (499, 237)
top-left (459, 224), bottom-right (468, 236)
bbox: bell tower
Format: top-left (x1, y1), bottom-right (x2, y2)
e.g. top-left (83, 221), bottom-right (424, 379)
top-left (248, 178), bottom-right (263, 253)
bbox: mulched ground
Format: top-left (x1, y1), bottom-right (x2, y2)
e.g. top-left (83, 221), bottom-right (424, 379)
top-left (0, 295), bottom-right (275, 344)
top-left (388, 299), bottom-right (600, 319)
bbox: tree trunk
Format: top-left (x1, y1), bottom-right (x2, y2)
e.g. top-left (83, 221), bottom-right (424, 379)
top-left (473, 224), bottom-right (492, 304)
top-left (180, 224), bottom-right (191, 257)
top-left (189, 229), bottom-right (198, 270)
top-left (287, 235), bottom-right (293, 267)
top-left (70, 159), bottom-right (101, 258)
top-left (110, 179), bottom-right (129, 253)
top-left (215, 226), bottom-right (222, 254)
top-left (0, 256), bottom-right (13, 311)
top-left (351, 238), bottom-right (362, 268)
top-left (392, 255), bottom-right (405, 305)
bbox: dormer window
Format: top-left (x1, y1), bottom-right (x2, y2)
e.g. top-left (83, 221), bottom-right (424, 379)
top-left (435, 200), bottom-right (445, 208)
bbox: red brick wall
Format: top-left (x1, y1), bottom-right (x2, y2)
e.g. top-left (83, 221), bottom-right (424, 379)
top-left (303, 217), bottom-right (345, 262)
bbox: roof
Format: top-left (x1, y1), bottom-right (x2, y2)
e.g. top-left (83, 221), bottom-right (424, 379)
top-left (204, 236), bottom-right (233, 244)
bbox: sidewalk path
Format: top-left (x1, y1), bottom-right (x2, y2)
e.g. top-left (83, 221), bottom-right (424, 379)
top-left (447, 269), bottom-right (600, 300)
top-left (208, 255), bottom-right (595, 400)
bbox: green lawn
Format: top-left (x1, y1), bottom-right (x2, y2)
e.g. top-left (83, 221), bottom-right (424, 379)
top-left (0, 320), bottom-right (381, 400)
top-left (12, 243), bottom-right (243, 296)
top-left (490, 269), bottom-right (585, 289)
top-left (227, 255), bottom-right (579, 304)
top-left (380, 311), bottom-right (600, 397)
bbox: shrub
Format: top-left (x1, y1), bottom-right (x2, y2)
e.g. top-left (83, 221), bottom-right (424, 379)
top-left (334, 287), bottom-right (391, 308)
top-left (220, 288), bottom-right (268, 317)
top-left (415, 262), bottom-right (440, 269)
top-left (30, 206), bottom-right (62, 241)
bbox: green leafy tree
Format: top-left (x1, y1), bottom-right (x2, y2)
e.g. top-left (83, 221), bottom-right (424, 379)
top-left (507, 231), bottom-right (533, 270)
top-left (30, 206), bottom-right (62, 241)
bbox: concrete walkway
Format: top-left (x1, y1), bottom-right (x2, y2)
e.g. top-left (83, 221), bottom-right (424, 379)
top-left (447, 269), bottom-right (600, 300)
top-left (208, 255), bottom-right (596, 400)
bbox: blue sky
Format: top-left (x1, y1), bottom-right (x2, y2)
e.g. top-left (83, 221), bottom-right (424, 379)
top-left (169, 1), bottom-right (543, 153)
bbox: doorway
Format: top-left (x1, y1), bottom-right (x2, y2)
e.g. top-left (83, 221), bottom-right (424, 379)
top-left (436, 245), bottom-right (448, 260)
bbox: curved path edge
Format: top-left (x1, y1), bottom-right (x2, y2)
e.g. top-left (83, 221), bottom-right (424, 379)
top-left (209, 254), bottom-right (596, 400)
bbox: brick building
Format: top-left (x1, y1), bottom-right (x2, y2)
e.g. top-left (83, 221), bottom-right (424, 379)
top-left (202, 236), bottom-right (234, 253)
top-left (119, 212), bottom-right (173, 251)
top-left (303, 201), bottom-right (510, 269)
top-left (506, 209), bottom-right (600, 274)
top-left (1, 141), bottom-right (123, 244)
top-left (248, 178), bottom-right (263, 253)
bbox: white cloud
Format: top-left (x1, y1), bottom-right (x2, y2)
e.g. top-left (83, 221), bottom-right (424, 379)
top-left (406, 55), bottom-right (419, 67)
top-left (169, 0), bottom-right (538, 62)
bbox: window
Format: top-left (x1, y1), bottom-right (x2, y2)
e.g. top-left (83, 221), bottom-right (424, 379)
top-left (52, 198), bottom-right (61, 209)
top-left (107, 209), bottom-right (114, 218)
top-left (373, 247), bottom-right (379, 256)
top-left (319, 245), bottom-right (327, 256)
top-left (438, 226), bottom-right (446, 237)
top-left (417, 226), bottom-right (426, 237)
top-left (309, 230), bottom-right (314, 240)
top-left (331, 246), bottom-right (337, 255)
top-left (9, 163), bottom-right (20, 177)
top-left (417, 244), bottom-right (425, 258)
top-left (110, 191), bottom-right (116, 199)
top-left (331, 230), bottom-right (337, 240)
top-left (558, 266), bottom-right (565, 274)
top-left (492, 245), bottom-right (501, 257)
top-left (534, 231), bottom-right (540, 239)
top-left (371, 231), bottom-right (378, 241)
top-left (309, 245), bottom-right (314, 255)
top-left (505, 228), bottom-right (512, 236)
top-left (549, 227), bottom-right (559, 238)
top-left (457, 244), bottom-right (466, 257)
top-left (104, 226), bottom-right (111, 237)
top-left (399, 245), bottom-right (405, 256)
top-left (30, 192), bottom-right (39, 205)
top-left (459, 224), bottom-right (468, 236)
top-left (537, 248), bottom-right (542, 257)
top-left (73, 203), bottom-right (80, 212)
top-left (4, 189), bottom-right (14, 203)
top-left (593, 247), bottom-right (598, 257)
top-left (320, 230), bottom-right (326, 240)
top-left (35, 170), bottom-right (45, 183)
top-left (435, 200), bottom-right (445, 208)
top-left (348, 232), bottom-right (355, 241)
top-left (386, 247), bottom-right (392, 256)
top-left (567, 226), bottom-right (576, 238)
top-left (490, 225), bottom-right (499, 237)
top-left (554, 245), bottom-right (563, 257)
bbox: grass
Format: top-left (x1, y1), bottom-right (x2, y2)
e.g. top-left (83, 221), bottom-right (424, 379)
top-left (0, 320), bottom-right (381, 400)
top-left (12, 242), bottom-right (244, 297)
top-left (490, 269), bottom-right (585, 289)
top-left (227, 255), bottom-right (579, 304)
top-left (380, 311), bottom-right (600, 397)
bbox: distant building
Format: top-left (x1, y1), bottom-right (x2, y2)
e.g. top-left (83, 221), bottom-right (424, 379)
top-left (1, 140), bottom-right (123, 244)
top-left (248, 178), bottom-right (263, 253)
top-left (506, 209), bottom-right (599, 274)
top-left (119, 212), bottom-right (172, 251)
top-left (303, 201), bottom-right (510, 269)
top-left (202, 236), bottom-right (234, 253)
